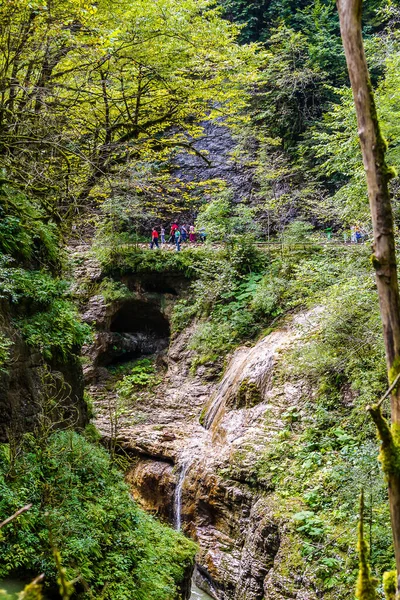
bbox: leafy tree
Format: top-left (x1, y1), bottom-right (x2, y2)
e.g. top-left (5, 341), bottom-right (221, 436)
top-left (0, 0), bottom-right (259, 225)
top-left (195, 191), bottom-right (261, 241)
top-left (309, 43), bottom-right (400, 225)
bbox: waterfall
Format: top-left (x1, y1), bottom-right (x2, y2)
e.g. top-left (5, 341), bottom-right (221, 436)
top-left (202, 331), bottom-right (288, 430)
top-left (174, 460), bottom-right (190, 531)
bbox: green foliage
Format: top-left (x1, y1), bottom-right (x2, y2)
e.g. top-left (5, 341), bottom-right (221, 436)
top-left (195, 192), bottom-right (262, 242)
top-left (0, 268), bottom-right (68, 305)
top-left (0, 334), bottom-right (12, 371)
top-left (16, 300), bottom-right (91, 361)
top-left (169, 239), bottom-right (268, 363)
top-left (355, 492), bottom-right (377, 600)
top-left (0, 431), bottom-right (197, 599)
top-left (0, 186), bottom-right (58, 264)
top-left (170, 240), bottom-right (377, 373)
top-left (292, 510), bottom-right (326, 538)
top-left (282, 220), bottom-right (314, 246)
top-left (115, 359), bottom-right (160, 400)
top-left (0, 0), bottom-right (259, 221)
top-left (0, 258), bottom-right (91, 362)
top-left (308, 42), bottom-right (400, 224)
top-left (96, 243), bottom-right (221, 279)
top-left (98, 279), bottom-right (132, 305)
top-left (383, 570), bottom-right (396, 600)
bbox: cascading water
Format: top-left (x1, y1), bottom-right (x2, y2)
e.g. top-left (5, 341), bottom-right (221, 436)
top-left (202, 330), bottom-right (289, 431)
top-left (174, 461), bottom-right (190, 531)
top-left (173, 450), bottom-right (216, 600)
top-left (190, 582), bottom-right (215, 599)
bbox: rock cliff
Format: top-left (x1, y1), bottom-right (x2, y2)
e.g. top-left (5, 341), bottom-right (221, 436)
top-left (83, 265), bottom-right (319, 600)
top-left (0, 300), bottom-right (86, 442)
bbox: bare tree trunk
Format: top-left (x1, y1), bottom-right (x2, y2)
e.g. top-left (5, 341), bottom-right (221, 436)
top-left (337, 0), bottom-right (400, 588)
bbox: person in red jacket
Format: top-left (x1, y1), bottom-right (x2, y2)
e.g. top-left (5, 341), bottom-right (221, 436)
top-left (169, 222), bottom-right (178, 244)
top-left (150, 227), bottom-right (159, 249)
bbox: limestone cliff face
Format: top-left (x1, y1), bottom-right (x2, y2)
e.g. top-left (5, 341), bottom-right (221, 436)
top-left (88, 291), bottom-right (319, 600)
top-left (0, 301), bottom-right (86, 442)
top-left (174, 120), bottom-right (256, 203)
top-left (76, 246), bottom-right (321, 599)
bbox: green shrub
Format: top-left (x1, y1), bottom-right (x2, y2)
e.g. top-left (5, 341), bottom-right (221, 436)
top-left (98, 278), bottom-right (132, 304)
top-left (0, 187), bottom-right (58, 264)
top-left (0, 431), bottom-right (197, 599)
top-left (170, 299), bottom-right (198, 334)
top-left (0, 269), bottom-right (68, 305)
top-left (16, 299), bottom-right (92, 361)
top-left (195, 191), bottom-right (261, 242)
top-left (282, 219), bottom-right (314, 246)
top-left (116, 358), bottom-right (160, 399)
top-left (0, 333), bottom-right (12, 371)
top-left (189, 320), bottom-right (236, 364)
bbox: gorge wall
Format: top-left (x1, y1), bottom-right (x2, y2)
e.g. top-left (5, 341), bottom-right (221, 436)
top-left (78, 250), bottom-right (321, 600)
top-left (0, 300), bottom-right (86, 443)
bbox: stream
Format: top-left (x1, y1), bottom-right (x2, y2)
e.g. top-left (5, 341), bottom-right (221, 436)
top-left (190, 582), bottom-right (214, 599)
top-left (0, 576), bottom-right (212, 600)
top-left (174, 458), bottom-right (214, 600)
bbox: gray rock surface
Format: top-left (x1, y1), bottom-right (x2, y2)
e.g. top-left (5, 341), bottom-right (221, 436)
top-left (0, 301), bottom-right (86, 442)
top-left (89, 300), bottom-right (314, 599)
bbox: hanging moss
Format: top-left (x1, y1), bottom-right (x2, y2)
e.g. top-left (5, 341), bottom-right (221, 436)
top-left (388, 358), bottom-right (400, 385)
top-left (236, 378), bottom-right (262, 409)
top-left (355, 491), bottom-right (378, 600)
top-left (368, 405), bottom-right (400, 479)
top-left (383, 571), bottom-right (396, 600)
top-left (377, 421), bottom-right (400, 479)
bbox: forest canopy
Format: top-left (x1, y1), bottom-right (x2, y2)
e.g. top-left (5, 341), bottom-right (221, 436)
top-left (0, 0), bottom-right (259, 223)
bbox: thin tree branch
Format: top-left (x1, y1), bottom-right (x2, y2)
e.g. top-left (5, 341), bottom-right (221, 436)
top-left (0, 503), bottom-right (32, 529)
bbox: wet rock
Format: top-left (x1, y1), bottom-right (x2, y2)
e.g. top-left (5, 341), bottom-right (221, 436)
top-left (127, 459), bottom-right (175, 521)
top-left (0, 303), bottom-right (86, 442)
top-left (91, 303), bottom-right (319, 599)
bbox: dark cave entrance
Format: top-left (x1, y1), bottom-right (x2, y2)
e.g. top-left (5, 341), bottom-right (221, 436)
top-left (110, 300), bottom-right (170, 338)
top-left (99, 299), bottom-right (170, 367)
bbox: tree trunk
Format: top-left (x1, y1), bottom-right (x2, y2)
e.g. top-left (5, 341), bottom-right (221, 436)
top-left (337, 0), bottom-right (400, 588)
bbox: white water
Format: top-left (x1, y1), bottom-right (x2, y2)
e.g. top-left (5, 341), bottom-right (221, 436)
top-left (173, 455), bottom-right (215, 599)
top-left (203, 332), bottom-right (283, 430)
top-left (190, 582), bottom-right (214, 599)
top-left (174, 461), bottom-right (189, 531)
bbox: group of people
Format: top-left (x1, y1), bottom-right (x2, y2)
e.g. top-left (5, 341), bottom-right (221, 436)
top-left (350, 225), bottom-right (367, 244)
top-left (150, 223), bottom-right (206, 251)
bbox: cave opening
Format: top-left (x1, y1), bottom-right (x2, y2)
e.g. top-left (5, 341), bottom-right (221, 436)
top-left (99, 299), bottom-right (170, 367)
top-left (110, 300), bottom-right (170, 338)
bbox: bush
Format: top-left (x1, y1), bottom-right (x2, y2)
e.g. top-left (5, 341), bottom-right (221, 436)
top-left (98, 278), bottom-right (132, 304)
top-left (0, 186), bottom-right (58, 264)
top-left (0, 268), bottom-right (68, 305)
top-left (0, 262), bottom-right (91, 362)
top-left (115, 358), bottom-right (160, 399)
top-left (17, 299), bottom-right (92, 361)
top-left (0, 431), bottom-right (197, 599)
top-left (195, 192), bottom-right (262, 242)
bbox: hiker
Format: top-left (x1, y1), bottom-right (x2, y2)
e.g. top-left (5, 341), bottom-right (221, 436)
top-left (199, 227), bottom-right (206, 243)
top-left (351, 226), bottom-right (357, 244)
top-left (169, 222), bottom-right (178, 243)
top-left (160, 226), bottom-right (165, 244)
top-left (355, 226), bottom-right (362, 244)
top-left (150, 227), bottom-right (159, 249)
top-left (189, 225), bottom-right (196, 243)
top-left (181, 224), bottom-right (188, 242)
top-left (175, 228), bottom-right (181, 251)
